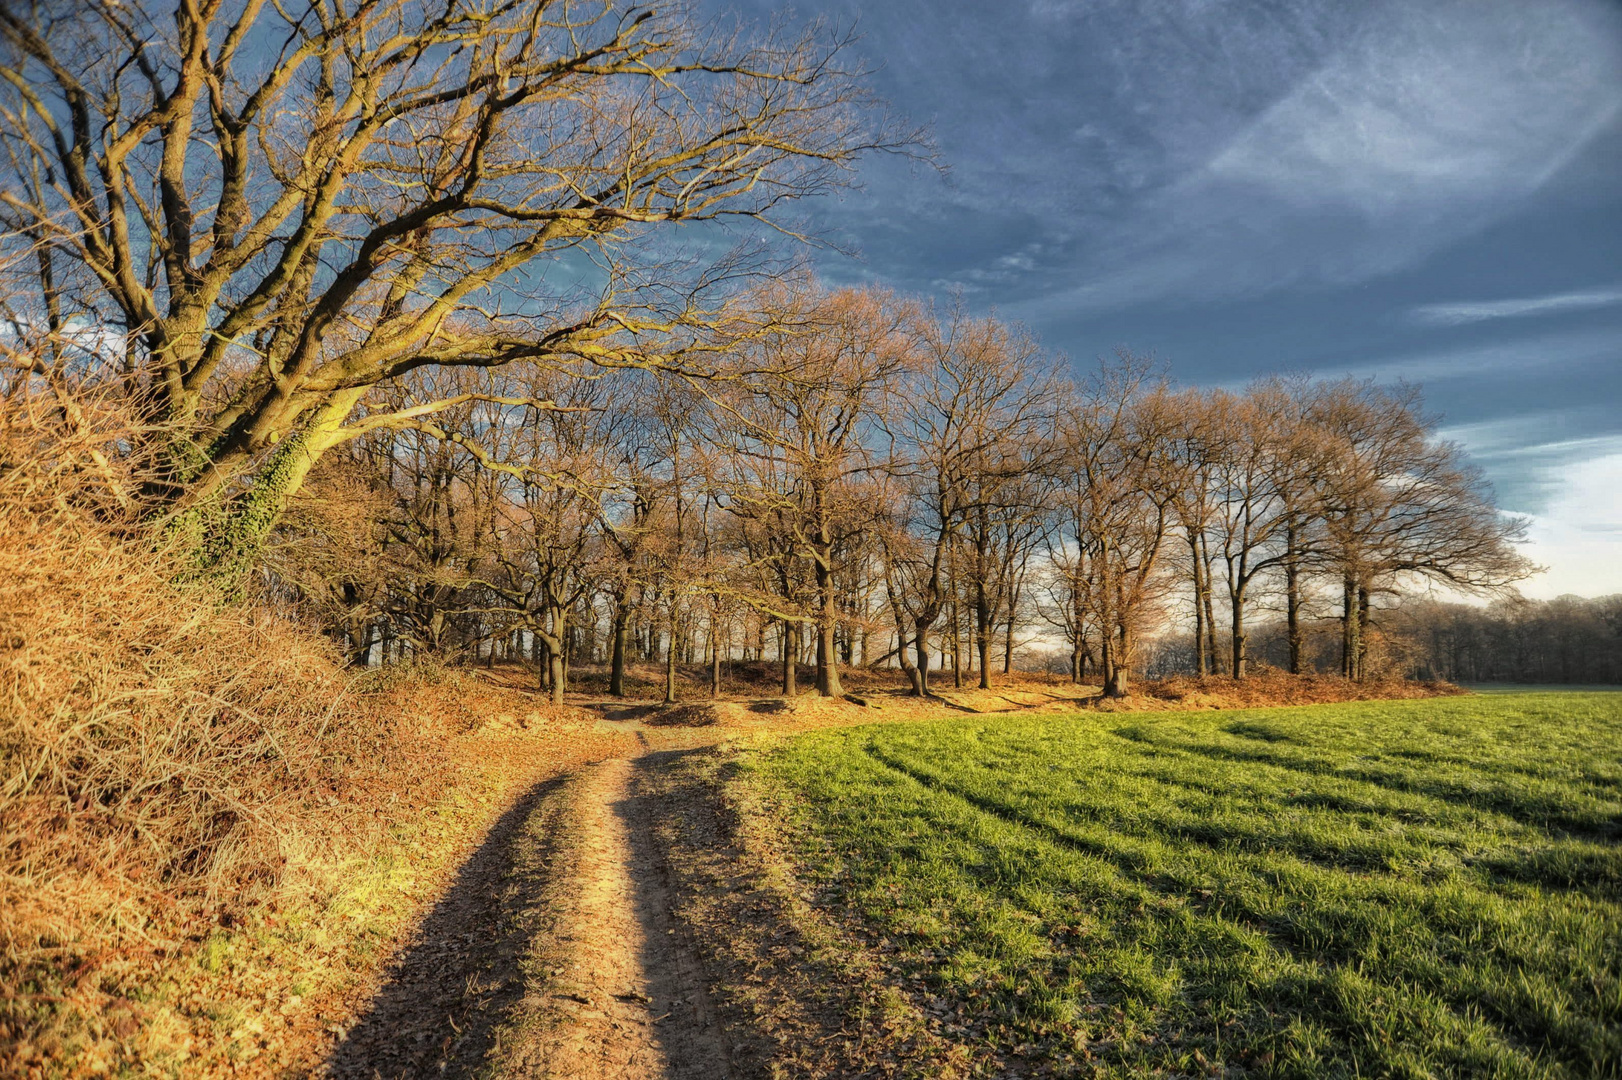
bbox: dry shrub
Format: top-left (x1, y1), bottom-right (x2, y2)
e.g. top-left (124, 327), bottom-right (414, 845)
top-left (0, 392), bottom-right (448, 1062)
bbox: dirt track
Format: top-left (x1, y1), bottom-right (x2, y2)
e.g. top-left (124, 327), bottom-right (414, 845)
top-left (503, 755), bottom-right (732, 1079)
top-left (326, 746), bottom-right (732, 1080)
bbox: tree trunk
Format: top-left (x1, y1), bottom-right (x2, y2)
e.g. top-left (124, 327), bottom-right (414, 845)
top-left (816, 621), bottom-right (843, 697)
top-left (781, 619), bottom-right (799, 697)
top-left (547, 607), bottom-right (569, 705)
top-left (949, 600), bottom-right (963, 689)
top-left (1188, 532), bottom-right (1207, 677)
top-left (1285, 524), bottom-right (1303, 675)
top-left (1197, 532), bottom-right (1221, 675)
top-left (1099, 623), bottom-right (1118, 696)
top-left (665, 613), bottom-right (679, 704)
top-left (896, 624), bottom-right (923, 695)
top-left (1230, 582), bottom-right (1248, 681)
top-left (914, 625), bottom-right (931, 696)
top-left (346, 621), bottom-right (374, 668)
top-left (1104, 624), bottom-right (1130, 697)
top-left (1357, 586), bottom-right (1371, 681)
top-left (976, 581), bottom-right (993, 690)
top-left (1341, 576), bottom-right (1360, 681)
top-left (710, 599), bottom-right (724, 697)
top-left (814, 555), bottom-right (843, 697)
top-left (609, 603), bottom-right (629, 697)
top-left (549, 648), bottom-right (566, 706)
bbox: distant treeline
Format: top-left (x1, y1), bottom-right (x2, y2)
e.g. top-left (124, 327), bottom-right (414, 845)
top-left (1389, 595), bottom-right (1622, 685)
top-left (1140, 595), bottom-right (1622, 686)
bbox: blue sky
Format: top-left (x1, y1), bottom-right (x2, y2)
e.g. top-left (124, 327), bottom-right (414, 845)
top-left (708, 0), bottom-right (1622, 599)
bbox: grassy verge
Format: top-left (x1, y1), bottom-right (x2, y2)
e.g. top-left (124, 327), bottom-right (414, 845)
top-left (10, 720), bottom-right (633, 1078)
top-left (644, 745), bottom-right (982, 1079)
top-left (746, 693), bottom-right (1622, 1079)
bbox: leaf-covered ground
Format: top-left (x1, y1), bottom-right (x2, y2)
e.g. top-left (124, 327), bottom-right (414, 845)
top-left (751, 693), bottom-right (1622, 1078)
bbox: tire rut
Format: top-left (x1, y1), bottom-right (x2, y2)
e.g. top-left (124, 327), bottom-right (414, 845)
top-left (325, 752), bottom-right (731, 1079)
top-left (508, 756), bottom-right (732, 1079)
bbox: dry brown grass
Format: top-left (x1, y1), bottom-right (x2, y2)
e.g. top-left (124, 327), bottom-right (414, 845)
top-left (1137, 663), bottom-right (1465, 710)
top-left (0, 396), bottom-right (462, 1071)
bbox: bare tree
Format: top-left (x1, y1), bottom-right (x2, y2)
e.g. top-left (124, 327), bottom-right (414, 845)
top-left (1054, 356), bottom-right (1182, 697)
top-left (1308, 380), bottom-right (1535, 679)
top-left (0, 0), bottom-right (905, 578)
top-left (886, 305), bottom-right (1047, 695)
top-left (1204, 381), bottom-right (1321, 680)
top-left (478, 367), bottom-right (627, 703)
top-left (1163, 386), bottom-right (1222, 676)
top-left (710, 283), bottom-right (918, 697)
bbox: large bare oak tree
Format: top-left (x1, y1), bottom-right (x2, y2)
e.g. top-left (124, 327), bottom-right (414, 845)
top-left (0, 0), bottom-right (899, 574)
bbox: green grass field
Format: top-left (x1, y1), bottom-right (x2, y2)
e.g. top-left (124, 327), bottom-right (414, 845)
top-left (753, 693), bottom-right (1622, 1078)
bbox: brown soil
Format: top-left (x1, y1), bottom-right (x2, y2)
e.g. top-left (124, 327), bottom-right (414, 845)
top-left (323, 772), bottom-right (579, 1078)
top-left (641, 746), bottom-right (981, 1079)
top-left (490, 755), bottom-right (733, 1079)
top-left (322, 743), bottom-right (738, 1080)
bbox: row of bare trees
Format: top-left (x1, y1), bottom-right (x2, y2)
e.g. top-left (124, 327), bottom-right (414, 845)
top-left (256, 280), bottom-right (1533, 701)
top-left (0, 1), bottom-right (1534, 701)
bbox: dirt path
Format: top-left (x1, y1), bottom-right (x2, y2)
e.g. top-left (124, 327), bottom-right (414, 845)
top-left (327, 749), bottom-right (730, 1079)
top-left (324, 774), bottom-right (576, 1078)
top-left (507, 755), bottom-right (731, 1079)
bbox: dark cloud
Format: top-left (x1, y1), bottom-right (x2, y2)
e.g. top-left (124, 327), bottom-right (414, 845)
top-left (703, 0), bottom-right (1622, 594)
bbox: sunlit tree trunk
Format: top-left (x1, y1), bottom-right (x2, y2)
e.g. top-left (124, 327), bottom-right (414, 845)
top-left (1341, 577), bottom-right (1361, 681)
top-left (1285, 521), bottom-right (1304, 674)
top-left (781, 619), bottom-right (800, 697)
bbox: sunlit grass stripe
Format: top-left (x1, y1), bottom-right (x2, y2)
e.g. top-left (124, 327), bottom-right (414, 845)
top-left (1111, 732), bottom-right (1620, 841)
top-left (863, 736), bottom-right (1619, 1070)
top-left (828, 740), bottom-right (1555, 1075)
top-left (958, 729), bottom-right (1621, 897)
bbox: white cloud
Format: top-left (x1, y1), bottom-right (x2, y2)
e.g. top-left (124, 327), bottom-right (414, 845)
top-left (1518, 447), bottom-right (1622, 599)
top-left (1410, 287), bottom-right (1622, 326)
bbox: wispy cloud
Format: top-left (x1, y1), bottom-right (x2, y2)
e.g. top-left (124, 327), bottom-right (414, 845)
top-left (1410, 287), bottom-right (1622, 326)
top-left (1314, 328), bottom-right (1621, 386)
top-left (893, 0), bottom-right (1622, 319)
top-left (1202, 1), bottom-right (1622, 217)
top-left (1059, 0), bottom-right (1622, 309)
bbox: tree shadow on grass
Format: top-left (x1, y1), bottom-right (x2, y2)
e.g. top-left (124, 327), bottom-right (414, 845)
top-left (325, 773), bottom-right (573, 1079)
top-left (1140, 737), bottom-right (1621, 842)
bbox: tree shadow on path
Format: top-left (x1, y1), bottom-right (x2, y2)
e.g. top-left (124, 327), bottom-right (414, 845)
top-left (325, 773), bottom-right (573, 1079)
